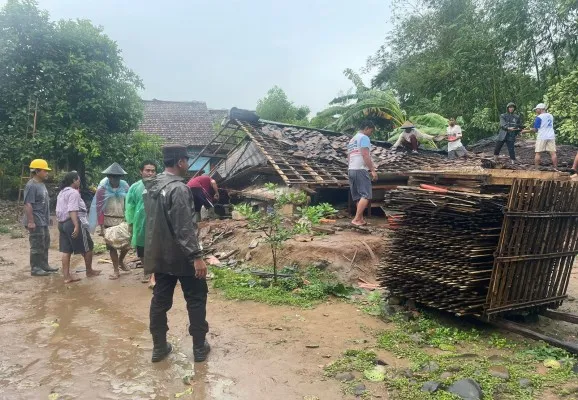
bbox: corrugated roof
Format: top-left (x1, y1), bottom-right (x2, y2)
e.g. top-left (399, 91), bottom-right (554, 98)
top-left (139, 99), bottom-right (215, 146)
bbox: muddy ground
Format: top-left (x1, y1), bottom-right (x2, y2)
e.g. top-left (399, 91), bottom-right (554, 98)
top-left (0, 219), bottom-right (576, 400)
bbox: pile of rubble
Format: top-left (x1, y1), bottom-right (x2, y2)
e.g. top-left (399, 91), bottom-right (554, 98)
top-left (260, 124), bottom-right (483, 173)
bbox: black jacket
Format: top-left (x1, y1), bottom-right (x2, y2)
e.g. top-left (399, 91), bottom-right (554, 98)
top-left (143, 172), bottom-right (201, 276)
top-left (497, 112), bottom-right (523, 141)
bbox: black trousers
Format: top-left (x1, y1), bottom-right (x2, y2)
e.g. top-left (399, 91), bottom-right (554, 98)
top-left (150, 273), bottom-right (209, 342)
top-left (494, 132), bottom-right (517, 160)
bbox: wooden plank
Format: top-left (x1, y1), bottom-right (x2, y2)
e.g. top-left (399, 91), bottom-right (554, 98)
top-left (541, 309), bottom-right (578, 325)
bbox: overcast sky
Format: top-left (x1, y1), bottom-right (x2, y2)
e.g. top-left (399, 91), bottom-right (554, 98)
top-left (3, 0), bottom-right (392, 113)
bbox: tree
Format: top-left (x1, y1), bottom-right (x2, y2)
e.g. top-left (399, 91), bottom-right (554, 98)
top-left (0, 0), bottom-right (143, 186)
top-left (256, 86), bottom-right (310, 124)
top-left (547, 67), bottom-right (578, 144)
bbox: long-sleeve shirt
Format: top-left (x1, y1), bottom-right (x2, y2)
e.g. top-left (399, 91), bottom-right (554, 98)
top-left (125, 180), bottom-right (146, 248)
top-left (497, 113), bottom-right (523, 141)
top-left (393, 128), bottom-right (434, 148)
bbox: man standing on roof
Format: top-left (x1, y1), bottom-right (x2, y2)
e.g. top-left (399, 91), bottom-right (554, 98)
top-left (347, 120), bottom-right (377, 227)
top-left (187, 173), bottom-right (220, 222)
top-left (23, 159), bottom-right (59, 276)
top-left (521, 103), bottom-right (557, 168)
top-left (494, 102), bottom-right (523, 164)
top-left (89, 162), bottom-right (130, 280)
top-left (144, 145), bottom-right (210, 363)
top-left (391, 121), bottom-right (435, 153)
top-left (445, 118), bottom-right (467, 159)
top-left (125, 160), bottom-right (157, 286)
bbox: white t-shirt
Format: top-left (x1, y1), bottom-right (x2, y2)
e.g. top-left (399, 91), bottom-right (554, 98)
top-left (446, 125), bottom-right (463, 152)
top-left (347, 132), bottom-right (372, 170)
top-left (533, 113), bottom-right (555, 140)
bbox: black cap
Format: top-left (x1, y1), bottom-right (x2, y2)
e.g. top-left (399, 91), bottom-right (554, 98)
top-left (163, 145), bottom-right (189, 163)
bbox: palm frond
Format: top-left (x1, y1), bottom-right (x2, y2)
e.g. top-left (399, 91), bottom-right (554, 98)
top-left (343, 68), bottom-right (368, 92)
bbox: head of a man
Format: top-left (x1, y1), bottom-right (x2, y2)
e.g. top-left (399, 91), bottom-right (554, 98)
top-left (360, 120), bottom-right (376, 136)
top-left (29, 159), bottom-right (51, 181)
top-left (32, 168), bottom-right (49, 181)
top-left (107, 175), bottom-right (121, 188)
top-left (163, 145), bottom-right (189, 177)
top-left (448, 117), bottom-right (456, 127)
top-left (507, 102), bottom-right (516, 113)
top-left (139, 160), bottom-right (157, 179)
top-left (534, 103), bottom-right (546, 115)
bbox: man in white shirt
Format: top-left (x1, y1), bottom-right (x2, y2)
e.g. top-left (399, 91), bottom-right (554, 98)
top-left (445, 118), bottom-right (467, 159)
top-left (521, 103), bottom-right (557, 168)
top-left (347, 120), bottom-right (377, 227)
top-left (391, 121), bottom-right (434, 153)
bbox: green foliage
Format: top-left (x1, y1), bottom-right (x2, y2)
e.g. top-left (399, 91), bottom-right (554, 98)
top-left (0, 0), bottom-right (143, 186)
top-left (548, 67), bottom-right (578, 144)
top-left (92, 243), bottom-right (107, 255)
top-left (297, 203), bottom-right (337, 224)
top-left (324, 349), bottom-right (378, 376)
top-left (522, 343), bottom-right (573, 361)
top-left (365, 0), bottom-right (578, 144)
top-left (211, 266), bottom-right (356, 307)
top-left (256, 86), bottom-right (310, 124)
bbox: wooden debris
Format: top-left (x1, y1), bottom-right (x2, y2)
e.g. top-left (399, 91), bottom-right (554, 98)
top-left (378, 186), bottom-right (507, 316)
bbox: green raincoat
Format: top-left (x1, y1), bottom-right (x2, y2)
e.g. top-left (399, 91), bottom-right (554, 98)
top-left (125, 180), bottom-right (146, 248)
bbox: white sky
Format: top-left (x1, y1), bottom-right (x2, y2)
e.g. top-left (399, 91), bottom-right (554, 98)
top-left (2, 0), bottom-right (393, 113)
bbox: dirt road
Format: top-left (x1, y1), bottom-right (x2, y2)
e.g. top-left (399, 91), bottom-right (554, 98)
top-left (0, 228), bottom-right (390, 400)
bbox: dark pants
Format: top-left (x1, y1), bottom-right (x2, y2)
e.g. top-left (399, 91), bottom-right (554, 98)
top-left (150, 273), bottom-right (209, 343)
top-left (401, 135), bottom-right (419, 151)
top-left (190, 187), bottom-right (213, 213)
top-left (494, 132), bottom-right (517, 160)
top-left (29, 226), bottom-right (50, 272)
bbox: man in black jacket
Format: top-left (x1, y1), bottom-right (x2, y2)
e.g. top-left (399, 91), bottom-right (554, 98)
top-left (494, 102), bottom-right (523, 164)
top-left (143, 145), bottom-right (210, 363)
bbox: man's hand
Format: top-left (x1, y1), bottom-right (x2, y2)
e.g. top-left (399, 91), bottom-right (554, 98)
top-left (193, 258), bottom-right (208, 279)
top-left (72, 225), bottom-right (79, 239)
top-left (27, 221), bottom-right (36, 232)
top-left (214, 193), bottom-right (220, 201)
top-left (370, 170), bottom-right (378, 181)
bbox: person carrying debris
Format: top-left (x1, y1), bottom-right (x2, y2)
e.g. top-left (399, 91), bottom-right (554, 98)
top-left (494, 102), bottom-right (523, 164)
top-left (186, 172), bottom-right (220, 222)
top-left (521, 103), bottom-right (557, 168)
top-left (143, 145), bottom-right (210, 363)
top-left (445, 118), bottom-right (467, 159)
top-left (347, 120), bottom-right (378, 227)
top-left (89, 162), bottom-right (130, 280)
top-left (125, 160), bottom-right (157, 287)
top-left (23, 159), bottom-right (59, 276)
top-left (391, 121), bottom-right (434, 153)
top-left (56, 171), bottom-right (101, 283)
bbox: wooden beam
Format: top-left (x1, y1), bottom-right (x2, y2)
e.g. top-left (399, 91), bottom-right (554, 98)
top-left (490, 319), bottom-right (578, 355)
top-left (541, 309), bottom-right (578, 325)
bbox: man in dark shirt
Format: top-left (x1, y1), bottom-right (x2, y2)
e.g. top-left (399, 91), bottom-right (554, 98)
top-left (23, 159), bottom-right (58, 276)
top-left (186, 173), bottom-right (219, 222)
top-left (143, 145), bottom-right (210, 363)
top-left (494, 102), bottom-right (523, 164)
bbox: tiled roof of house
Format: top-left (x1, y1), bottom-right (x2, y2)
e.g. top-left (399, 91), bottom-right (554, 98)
top-left (139, 99), bottom-right (215, 146)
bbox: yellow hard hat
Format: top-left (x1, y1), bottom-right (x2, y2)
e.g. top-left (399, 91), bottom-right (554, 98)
top-left (29, 159), bottom-right (52, 171)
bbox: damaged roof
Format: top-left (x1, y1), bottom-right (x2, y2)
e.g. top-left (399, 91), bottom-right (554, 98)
top-left (139, 99), bottom-right (215, 146)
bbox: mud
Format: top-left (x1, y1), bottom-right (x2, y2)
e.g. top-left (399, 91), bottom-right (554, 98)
top-left (0, 225), bottom-right (390, 400)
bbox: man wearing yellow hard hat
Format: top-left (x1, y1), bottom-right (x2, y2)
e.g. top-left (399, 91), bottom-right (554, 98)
top-left (23, 159), bottom-right (58, 276)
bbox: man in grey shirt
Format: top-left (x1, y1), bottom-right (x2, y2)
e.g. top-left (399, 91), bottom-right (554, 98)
top-left (23, 159), bottom-right (58, 276)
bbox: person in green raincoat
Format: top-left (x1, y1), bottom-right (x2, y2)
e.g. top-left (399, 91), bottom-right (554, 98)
top-left (125, 160), bottom-right (157, 286)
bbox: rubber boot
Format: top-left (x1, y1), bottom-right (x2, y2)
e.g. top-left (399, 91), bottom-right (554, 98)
top-left (151, 335), bottom-right (172, 363)
top-left (31, 268), bottom-right (51, 276)
top-left (193, 339), bottom-right (211, 362)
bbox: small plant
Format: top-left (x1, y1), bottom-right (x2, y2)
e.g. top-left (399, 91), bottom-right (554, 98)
top-left (298, 203), bottom-right (337, 224)
top-left (93, 243), bottom-right (107, 255)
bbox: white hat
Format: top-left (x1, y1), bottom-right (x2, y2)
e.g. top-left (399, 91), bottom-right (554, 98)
top-left (533, 103), bottom-right (547, 110)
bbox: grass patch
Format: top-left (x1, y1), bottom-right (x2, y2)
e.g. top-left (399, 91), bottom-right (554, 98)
top-left (372, 312), bottom-right (578, 399)
top-left (93, 243), bottom-right (107, 255)
top-left (211, 266), bottom-right (357, 308)
top-left (0, 225), bottom-right (11, 234)
top-left (324, 349), bottom-right (378, 376)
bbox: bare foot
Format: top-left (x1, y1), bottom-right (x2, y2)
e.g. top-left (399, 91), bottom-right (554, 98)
top-left (64, 276), bottom-right (81, 284)
top-left (109, 273), bottom-right (120, 280)
top-left (86, 269), bottom-right (102, 277)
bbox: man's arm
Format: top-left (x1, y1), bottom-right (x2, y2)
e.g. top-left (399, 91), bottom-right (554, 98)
top-left (392, 133), bottom-right (404, 149)
top-left (167, 185), bottom-right (206, 278)
top-left (24, 203), bottom-right (35, 231)
top-left (124, 185), bottom-right (136, 225)
top-left (210, 179), bottom-right (219, 201)
top-left (69, 211), bottom-right (80, 238)
top-left (521, 117), bottom-right (540, 134)
top-left (361, 148), bottom-right (377, 180)
top-left (500, 114), bottom-right (508, 130)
